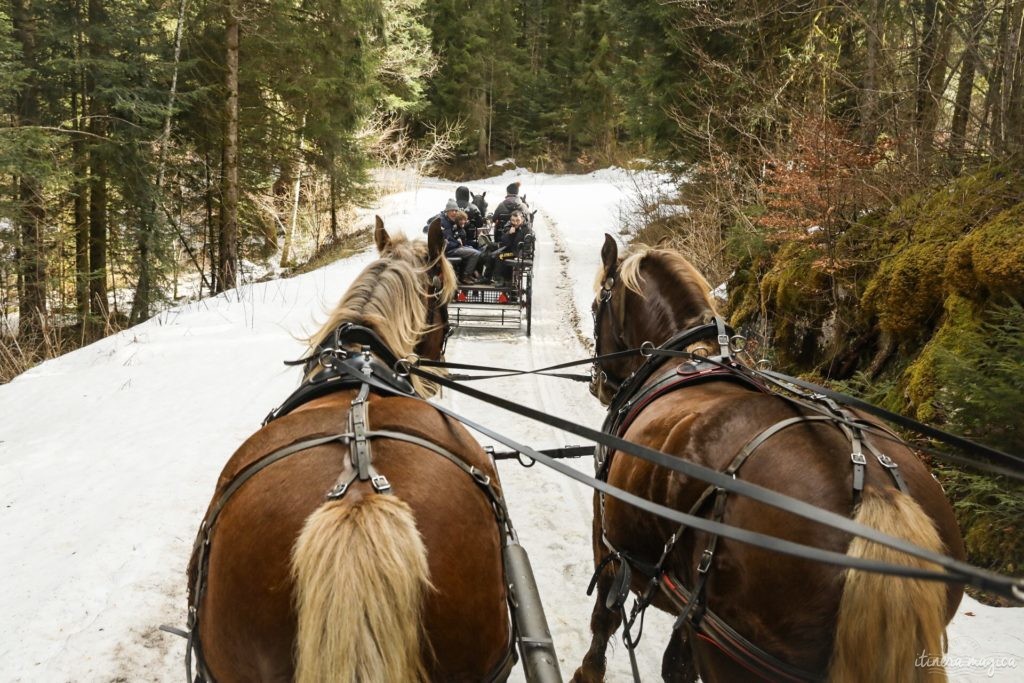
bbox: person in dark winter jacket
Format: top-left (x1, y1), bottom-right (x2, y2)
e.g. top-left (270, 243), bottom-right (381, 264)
top-left (455, 186), bottom-right (485, 242)
top-left (440, 204), bottom-right (482, 283)
top-left (492, 181), bottom-right (528, 231)
top-left (478, 210), bottom-right (531, 286)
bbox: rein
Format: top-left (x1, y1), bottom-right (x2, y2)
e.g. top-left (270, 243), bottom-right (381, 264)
top-left (404, 362), bottom-right (1024, 601)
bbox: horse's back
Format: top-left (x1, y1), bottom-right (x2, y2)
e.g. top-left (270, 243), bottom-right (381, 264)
top-left (194, 391), bottom-right (510, 682)
top-left (604, 379), bottom-right (964, 676)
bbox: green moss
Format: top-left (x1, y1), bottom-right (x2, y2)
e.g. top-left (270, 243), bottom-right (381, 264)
top-left (861, 164), bottom-right (1024, 344)
top-left (756, 242), bottom-right (832, 366)
top-left (947, 203), bottom-right (1024, 300)
top-left (896, 294), bottom-right (982, 420)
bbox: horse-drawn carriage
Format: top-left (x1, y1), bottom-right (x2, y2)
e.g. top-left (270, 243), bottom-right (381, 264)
top-left (450, 229), bottom-right (535, 336)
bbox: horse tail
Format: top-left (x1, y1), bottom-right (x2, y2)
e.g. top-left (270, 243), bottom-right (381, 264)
top-left (830, 487), bottom-right (949, 683)
top-left (291, 495), bottom-right (432, 683)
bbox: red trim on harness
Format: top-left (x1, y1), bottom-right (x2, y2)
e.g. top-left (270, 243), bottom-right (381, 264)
top-left (661, 574), bottom-right (821, 683)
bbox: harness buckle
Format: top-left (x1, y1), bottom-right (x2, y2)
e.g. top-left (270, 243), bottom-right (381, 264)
top-left (876, 453), bottom-right (897, 468)
top-left (326, 481), bottom-right (350, 499)
top-left (470, 466), bottom-right (491, 487)
top-left (640, 341), bottom-right (655, 357)
top-left (371, 474), bottom-right (391, 493)
top-left (697, 549), bottom-right (714, 574)
top-left (851, 450), bottom-right (867, 466)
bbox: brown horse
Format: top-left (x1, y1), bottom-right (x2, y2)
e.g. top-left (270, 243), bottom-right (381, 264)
top-left (574, 236), bottom-right (966, 683)
top-left (186, 218), bottom-right (514, 682)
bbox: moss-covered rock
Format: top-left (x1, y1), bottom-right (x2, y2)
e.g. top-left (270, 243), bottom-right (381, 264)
top-left (894, 294), bottom-right (982, 421)
top-left (947, 202), bottom-right (1024, 301)
top-left (860, 165), bottom-right (1024, 345)
top-left (755, 242), bottom-right (834, 366)
top-left (716, 160), bottom-right (1024, 577)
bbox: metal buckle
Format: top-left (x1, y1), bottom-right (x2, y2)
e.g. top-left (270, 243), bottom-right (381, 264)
top-left (326, 481), bottom-right (350, 499)
top-left (851, 451), bottom-right (867, 465)
top-left (717, 334), bottom-right (730, 347)
top-left (470, 466), bottom-right (491, 487)
top-left (371, 474), bottom-right (391, 493)
top-left (640, 341), bottom-right (655, 357)
top-left (697, 549), bottom-right (714, 574)
top-left (876, 453), bottom-right (897, 468)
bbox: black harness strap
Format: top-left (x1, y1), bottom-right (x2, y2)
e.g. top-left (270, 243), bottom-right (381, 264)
top-left (174, 325), bottom-right (519, 683)
top-left (660, 572), bottom-right (823, 682)
top-left (409, 365), bottom-right (1023, 597)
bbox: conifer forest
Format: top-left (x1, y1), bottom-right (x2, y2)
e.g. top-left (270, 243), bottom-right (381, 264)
top-left (2, 1), bottom-right (1024, 573)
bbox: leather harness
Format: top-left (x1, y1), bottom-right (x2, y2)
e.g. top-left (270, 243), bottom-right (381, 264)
top-left (591, 275), bottom-right (909, 682)
top-left (173, 324), bottom-right (519, 683)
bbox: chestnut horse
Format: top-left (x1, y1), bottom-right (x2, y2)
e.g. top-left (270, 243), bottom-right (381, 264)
top-left (186, 218), bottom-right (514, 682)
top-left (574, 237), bottom-right (966, 683)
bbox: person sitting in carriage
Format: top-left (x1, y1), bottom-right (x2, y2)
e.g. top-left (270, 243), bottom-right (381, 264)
top-left (433, 199), bottom-right (482, 284)
top-left (455, 185), bottom-right (486, 243)
top-left (478, 210), bottom-right (532, 286)
top-left (491, 181), bottom-right (529, 236)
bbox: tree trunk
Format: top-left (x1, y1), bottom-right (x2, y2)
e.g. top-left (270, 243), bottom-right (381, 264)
top-left (476, 87), bottom-right (488, 160)
top-left (87, 0), bottom-right (108, 330)
top-left (205, 151), bottom-right (217, 292)
top-left (984, 0), bottom-right (1012, 153)
top-left (950, 0), bottom-right (986, 163)
top-left (130, 0), bottom-right (188, 323)
top-left (280, 120), bottom-right (305, 267)
top-left (915, 0), bottom-right (952, 159)
top-left (861, 0), bottom-right (885, 144)
top-left (72, 3), bottom-right (90, 326)
top-left (329, 161), bottom-right (338, 240)
top-left (11, 0), bottom-right (47, 338)
top-left (218, 0), bottom-right (240, 292)
top-left (1004, 0), bottom-right (1024, 152)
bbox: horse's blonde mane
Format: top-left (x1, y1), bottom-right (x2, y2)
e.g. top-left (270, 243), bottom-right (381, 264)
top-left (616, 244), bottom-right (718, 314)
top-left (307, 233), bottom-right (456, 396)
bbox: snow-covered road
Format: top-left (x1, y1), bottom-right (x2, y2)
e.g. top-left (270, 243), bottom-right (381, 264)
top-left (1, 169), bottom-right (1021, 682)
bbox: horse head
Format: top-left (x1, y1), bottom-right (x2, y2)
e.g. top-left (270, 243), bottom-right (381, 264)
top-left (306, 216), bottom-right (456, 396)
top-left (472, 191), bottom-right (488, 217)
top-left (590, 234), bottom-right (717, 404)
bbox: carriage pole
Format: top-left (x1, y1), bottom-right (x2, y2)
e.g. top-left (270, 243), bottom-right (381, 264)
top-left (503, 540), bottom-right (562, 682)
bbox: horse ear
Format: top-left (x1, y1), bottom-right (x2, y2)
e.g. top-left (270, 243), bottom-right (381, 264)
top-left (426, 217), bottom-right (444, 262)
top-left (482, 191), bottom-right (486, 198)
top-left (601, 234), bottom-right (618, 274)
top-left (374, 215), bottom-right (390, 254)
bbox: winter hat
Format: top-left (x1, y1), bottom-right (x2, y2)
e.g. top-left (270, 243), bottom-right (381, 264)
top-left (455, 185), bottom-right (471, 206)
top-left (444, 198), bottom-right (459, 212)
top-left (506, 181), bottom-right (521, 196)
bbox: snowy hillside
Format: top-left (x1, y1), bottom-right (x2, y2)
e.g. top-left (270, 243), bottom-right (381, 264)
top-left (1, 169), bottom-right (1021, 682)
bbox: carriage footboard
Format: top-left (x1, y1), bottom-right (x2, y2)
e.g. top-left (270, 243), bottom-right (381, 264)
top-left (503, 541), bottom-right (562, 683)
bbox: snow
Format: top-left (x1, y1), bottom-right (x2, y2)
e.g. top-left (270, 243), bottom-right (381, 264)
top-left (2, 169), bottom-right (1021, 682)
